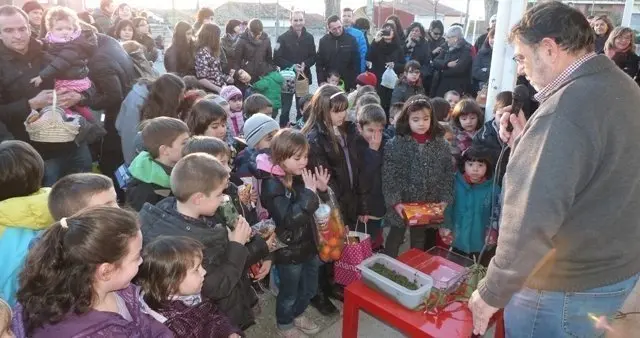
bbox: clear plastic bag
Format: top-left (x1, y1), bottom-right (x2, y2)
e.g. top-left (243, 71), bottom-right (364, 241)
top-left (313, 188), bottom-right (348, 262)
top-left (251, 219), bottom-right (288, 252)
top-left (380, 67), bottom-right (398, 89)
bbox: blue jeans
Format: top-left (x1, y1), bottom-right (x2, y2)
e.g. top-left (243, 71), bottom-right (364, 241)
top-left (505, 273), bottom-right (639, 337)
top-left (42, 143), bottom-right (92, 187)
top-left (275, 255), bottom-right (321, 329)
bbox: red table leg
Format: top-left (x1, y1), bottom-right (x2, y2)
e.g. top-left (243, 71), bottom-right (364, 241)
top-left (342, 288), bottom-right (360, 338)
top-left (494, 310), bottom-right (506, 338)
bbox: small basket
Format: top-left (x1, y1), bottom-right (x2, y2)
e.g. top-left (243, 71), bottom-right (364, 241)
top-left (295, 72), bottom-right (309, 97)
top-left (24, 105), bottom-right (80, 143)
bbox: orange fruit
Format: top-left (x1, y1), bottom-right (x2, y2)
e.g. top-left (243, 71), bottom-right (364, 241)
top-left (330, 248), bottom-right (342, 261)
top-left (321, 245), bottom-right (331, 256)
top-left (319, 251), bottom-right (330, 262)
top-left (327, 237), bottom-right (339, 247)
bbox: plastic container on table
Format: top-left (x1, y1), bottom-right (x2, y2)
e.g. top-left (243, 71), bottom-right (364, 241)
top-left (415, 247), bottom-right (475, 292)
top-left (357, 254), bottom-right (434, 310)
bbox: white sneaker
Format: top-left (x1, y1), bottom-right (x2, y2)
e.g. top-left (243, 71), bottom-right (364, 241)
top-left (294, 315), bottom-right (321, 335)
top-left (278, 327), bottom-right (309, 338)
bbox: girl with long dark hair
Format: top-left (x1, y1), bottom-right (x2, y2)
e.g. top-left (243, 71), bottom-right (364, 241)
top-left (164, 21), bottom-right (196, 76)
top-left (195, 23), bottom-right (233, 93)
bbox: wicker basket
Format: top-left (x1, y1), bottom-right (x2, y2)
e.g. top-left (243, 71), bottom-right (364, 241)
top-left (24, 106), bottom-right (80, 143)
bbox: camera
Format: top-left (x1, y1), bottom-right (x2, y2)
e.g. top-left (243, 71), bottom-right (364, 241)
top-left (381, 29), bottom-right (392, 37)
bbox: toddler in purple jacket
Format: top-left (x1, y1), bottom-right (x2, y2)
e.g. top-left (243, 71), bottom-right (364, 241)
top-left (136, 236), bottom-right (243, 338)
top-left (13, 207), bottom-right (172, 338)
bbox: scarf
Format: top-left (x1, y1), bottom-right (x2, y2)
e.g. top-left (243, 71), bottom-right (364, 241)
top-left (463, 172), bottom-right (487, 185)
top-left (411, 131), bottom-right (431, 144)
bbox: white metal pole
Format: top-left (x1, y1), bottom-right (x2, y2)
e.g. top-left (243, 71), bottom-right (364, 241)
top-left (622, 0), bottom-right (634, 27)
top-left (484, 0), bottom-right (528, 118)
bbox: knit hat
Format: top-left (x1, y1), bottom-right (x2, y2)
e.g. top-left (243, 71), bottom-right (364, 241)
top-left (22, 1), bottom-right (43, 14)
top-left (356, 72), bottom-right (378, 87)
top-left (243, 113), bottom-right (279, 149)
top-left (220, 86), bottom-right (243, 101)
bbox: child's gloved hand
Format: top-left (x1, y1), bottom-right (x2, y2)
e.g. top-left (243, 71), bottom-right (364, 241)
top-left (439, 228), bottom-right (454, 246)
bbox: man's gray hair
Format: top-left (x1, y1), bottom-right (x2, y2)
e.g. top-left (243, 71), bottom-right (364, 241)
top-left (446, 26), bottom-right (463, 39)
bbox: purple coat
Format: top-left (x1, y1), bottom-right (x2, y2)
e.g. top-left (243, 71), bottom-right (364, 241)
top-left (159, 299), bottom-right (244, 338)
top-left (12, 284), bottom-right (173, 338)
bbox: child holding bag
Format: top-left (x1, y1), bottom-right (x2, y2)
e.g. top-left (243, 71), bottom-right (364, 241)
top-left (382, 95), bottom-right (454, 258)
top-left (302, 85), bottom-right (359, 314)
top-left (258, 129), bottom-right (329, 338)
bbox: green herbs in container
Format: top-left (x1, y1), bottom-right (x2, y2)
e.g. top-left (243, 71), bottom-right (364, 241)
top-left (371, 263), bottom-right (419, 290)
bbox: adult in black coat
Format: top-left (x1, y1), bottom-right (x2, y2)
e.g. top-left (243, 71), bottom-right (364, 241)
top-left (0, 10), bottom-right (92, 185)
top-left (235, 19), bottom-right (273, 83)
top-left (472, 29), bottom-right (494, 94)
top-left (274, 11), bottom-right (316, 125)
top-left (424, 20), bottom-right (446, 94)
top-left (367, 22), bottom-right (405, 112)
top-left (431, 26), bottom-right (473, 98)
top-left (316, 15), bottom-right (360, 91)
top-left (404, 22), bottom-right (431, 75)
top-left (86, 33), bottom-right (137, 200)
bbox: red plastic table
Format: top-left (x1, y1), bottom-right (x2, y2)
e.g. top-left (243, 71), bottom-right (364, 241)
top-left (342, 249), bottom-right (505, 338)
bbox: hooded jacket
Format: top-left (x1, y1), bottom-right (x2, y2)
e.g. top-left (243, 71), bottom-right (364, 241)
top-left (235, 31), bottom-right (273, 82)
top-left (0, 189), bottom-right (53, 306)
top-left (15, 284), bottom-right (172, 338)
top-left (139, 197), bottom-right (268, 329)
top-left (274, 27), bottom-right (316, 84)
top-left (316, 31), bottom-right (360, 90)
top-left (116, 82), bottom-right (149, 164)
top-left (253, 70), bottom-right (284, 110)
top-left (40, 29), bottom-right (98, 81)
top-left (125, 151), bottom-right (172, 211)
top-left (257, 154), bottom-right (320, 264)
top-left (444, 172), bottom-right (499, 254)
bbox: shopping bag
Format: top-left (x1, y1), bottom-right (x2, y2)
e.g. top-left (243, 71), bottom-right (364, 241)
top-left (334, 221), bottom-right (373, 286)
top-left (295, 72), bottom-right (309, 97)
top-left (380, 67), bottom-right (398, 89)
top-left (313, 188), bottom-right (348, 262)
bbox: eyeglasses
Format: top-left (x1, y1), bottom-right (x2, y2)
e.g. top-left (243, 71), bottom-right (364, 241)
top-left (512, 55), bottom-right (525, 65)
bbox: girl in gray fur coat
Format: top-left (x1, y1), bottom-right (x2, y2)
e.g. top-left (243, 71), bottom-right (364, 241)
top-left (382, 95), bottom-right (454, 257)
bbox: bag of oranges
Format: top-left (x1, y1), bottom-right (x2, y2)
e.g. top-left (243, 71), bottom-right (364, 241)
top-left (313, 188), bottom-right (348, 262)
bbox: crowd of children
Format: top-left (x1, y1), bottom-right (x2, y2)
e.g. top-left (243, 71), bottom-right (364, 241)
top-left (0, 61), bottom-right (512, 336)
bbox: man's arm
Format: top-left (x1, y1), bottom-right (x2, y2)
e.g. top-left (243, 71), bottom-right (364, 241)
top-left (478, 113), bottom-right (597, 308)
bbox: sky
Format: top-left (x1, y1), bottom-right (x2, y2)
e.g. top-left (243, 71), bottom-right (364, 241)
top-left (84, 0), bottom-right (487, 20)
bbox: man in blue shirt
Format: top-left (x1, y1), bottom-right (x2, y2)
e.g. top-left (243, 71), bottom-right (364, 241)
top-left (342, 8), bottom-right (367, 73)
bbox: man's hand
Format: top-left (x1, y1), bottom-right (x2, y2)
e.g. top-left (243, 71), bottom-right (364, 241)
top-left (447, 59), bottom-right (459, 68)
top-left (254, 259), bottom-right (272, 280)
top-left (499, 105), bottom-right (527, 148)
top-left (385, 61), bottom-right (395, 69)
top-left (432, 46), bottom-right (443, 55)
top-left (57, 89), bottom-right (82, 109)
top-left (468, 290), bottom-right (499, 335)
top-left (28, 90), bottom-right (54, 110)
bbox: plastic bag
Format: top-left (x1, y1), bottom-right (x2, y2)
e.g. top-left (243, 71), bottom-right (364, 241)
top-left (313, 188), bottom-right (348, 262)
top-left (251, 219), bottom-right (288, 252)
top-left (380, 67), bottom-right (398, 89)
